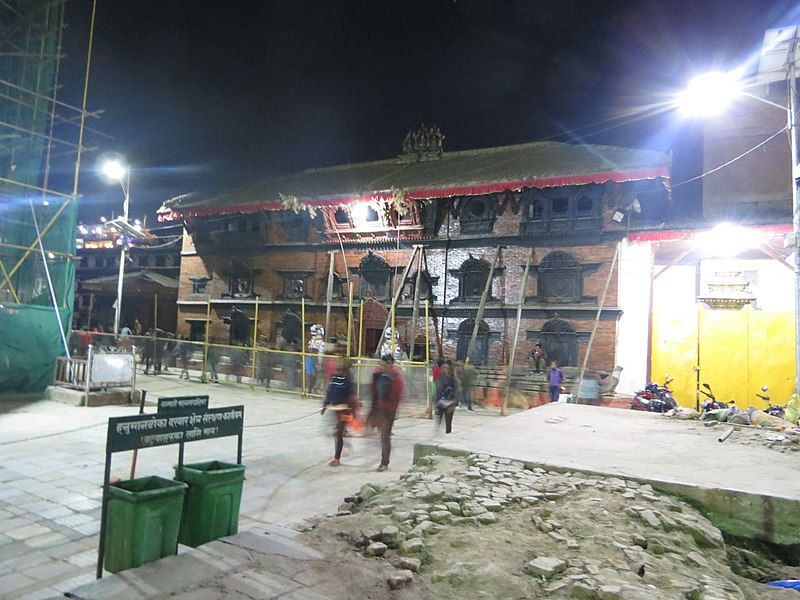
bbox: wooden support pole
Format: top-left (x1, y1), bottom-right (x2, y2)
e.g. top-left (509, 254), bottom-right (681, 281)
top-left (502, 247), bottom-right (533, 416)
top-left (407, 247), bottom-right (424, 360)
top-left (465, 246), bottom-right (503, 366)
top-left (373, 245), bottom-right (420, 357)
top-left (578, 243), bottom-right (620, 397)
top-left (324, 250), bottom-right (336, 340)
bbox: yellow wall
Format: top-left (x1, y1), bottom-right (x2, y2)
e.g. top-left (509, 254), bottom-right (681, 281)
top-left (652, 306), bottom-right (795, 409)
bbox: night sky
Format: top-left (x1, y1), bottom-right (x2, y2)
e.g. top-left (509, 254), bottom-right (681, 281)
top-left (58, 0), bottom-right (795, 224)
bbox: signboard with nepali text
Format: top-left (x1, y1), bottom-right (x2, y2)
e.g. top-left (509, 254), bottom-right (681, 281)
top-left (106, 405), bottom-right (244, 453)
top-left (157, 395), bottom-right (209, 414)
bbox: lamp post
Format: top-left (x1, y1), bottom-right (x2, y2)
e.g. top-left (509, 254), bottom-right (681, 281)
top-left (101, 159), bottom-right (131, 339)
top-left (682, 45), bottom-right (800, 396)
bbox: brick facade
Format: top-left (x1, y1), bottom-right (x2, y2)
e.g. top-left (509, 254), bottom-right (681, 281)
top-left (166, 139), bottom-right (670, 373)
top-left (175, 187), bottom-right (641, 374)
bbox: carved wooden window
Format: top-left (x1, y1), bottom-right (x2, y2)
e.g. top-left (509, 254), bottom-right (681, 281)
top-left (277, 270), bottom-right (313, 300)
top-left (334, 208), bottom-right (350, 225)
top-left (230, 275), bottom-right (252, 297)
top-left (449, 254), bottom-right (502, 303)
top-left (284, 211), bottom-right (311, 242)
top-left (520, 186), bottom-right (602, 238)
top-left (189, 277), bottom-right (210, 295)
top-left (459, 195), bottom-right (497, 234)
top-left (538, 251), bottom-right (582, 303)
top-left (224, 261), bottom-right (256, 299)
top-left (365, 207), bottom-right (380, 223)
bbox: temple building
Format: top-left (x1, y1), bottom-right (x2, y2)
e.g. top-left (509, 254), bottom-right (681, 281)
top-left (159, 129), bottom-right (671, 376)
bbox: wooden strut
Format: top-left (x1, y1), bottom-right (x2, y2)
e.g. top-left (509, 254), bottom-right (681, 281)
top-left (577, 242), bottom-right (621, 396)
top-left (465, 245), bottom-right (503, 366)
top-left (324, 250), bottom-right (336, 339)
top-left (373, 245), bottom-right (421, 358)
top-left (406, 245), bottom-right (425, 360)
top-left (502, 246), bottom-right (534, 416)
top-left (422, 248), bottom-right (444, 360)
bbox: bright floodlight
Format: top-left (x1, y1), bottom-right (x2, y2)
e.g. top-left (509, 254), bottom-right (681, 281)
top-left (680, 72), bottom-right (741, 117)
top-left (102, 159), bottom-right (126, 181)
top-left (695, 223), bottom-right (762, 257)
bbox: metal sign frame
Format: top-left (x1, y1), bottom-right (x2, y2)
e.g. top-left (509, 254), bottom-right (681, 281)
top-left (96, 395), bottom-right (243, 579)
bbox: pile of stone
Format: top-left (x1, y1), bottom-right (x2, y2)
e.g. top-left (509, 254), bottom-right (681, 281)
top-left (317, 453), bottom-right (792, 598)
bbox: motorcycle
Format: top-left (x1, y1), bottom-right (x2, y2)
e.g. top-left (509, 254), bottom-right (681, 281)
top-left (631, 375), bottom-right (677, 413)
top-left (699, 383), bottom-right (728, 412)
top-left (757, 386), bottom-right (785, 418)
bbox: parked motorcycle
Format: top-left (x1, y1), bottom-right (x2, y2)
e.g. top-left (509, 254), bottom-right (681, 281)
top-left (757, 386), bottom-right (785, 418)
top-left (699, 383), bottom-right (728, 412)
top-left (631, 375), bottom-right (677, 413)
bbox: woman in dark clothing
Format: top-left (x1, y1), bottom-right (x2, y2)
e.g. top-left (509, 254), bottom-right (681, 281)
top-left (321, 357), bottom-right (357, 466)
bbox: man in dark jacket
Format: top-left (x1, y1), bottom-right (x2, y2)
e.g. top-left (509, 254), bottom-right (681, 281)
top-left (371, 354), bottom-right (404, 472)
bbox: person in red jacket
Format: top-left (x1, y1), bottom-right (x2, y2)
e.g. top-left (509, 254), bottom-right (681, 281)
top-left (371, 354), bottom-right (404, 472)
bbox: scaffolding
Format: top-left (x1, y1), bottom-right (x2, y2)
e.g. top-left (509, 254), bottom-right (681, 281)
top-left (0, 0), bottom-right (94, 393)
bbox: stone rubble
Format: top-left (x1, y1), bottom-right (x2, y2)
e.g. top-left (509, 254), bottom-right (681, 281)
top-left (302, 452), bottom-right (796, 599)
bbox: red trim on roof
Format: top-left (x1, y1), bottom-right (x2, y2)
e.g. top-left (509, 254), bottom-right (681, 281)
top-left (406, 168), bottom-right (670, 200)
top-left (627, 224), bottom-right (791, 242)
top-left (160, 167), bottom-right (670, 220)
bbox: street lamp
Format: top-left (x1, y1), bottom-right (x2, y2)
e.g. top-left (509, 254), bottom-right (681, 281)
top-left (101, 159), bottom-right (131, 339)
top-left (680, 36), bottom-right (800, 396)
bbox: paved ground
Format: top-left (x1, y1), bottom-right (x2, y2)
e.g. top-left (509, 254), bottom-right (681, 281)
top-left (0, 370), bottom-right (498, 599)
top-left (3, 372), bottom-right (799, 599)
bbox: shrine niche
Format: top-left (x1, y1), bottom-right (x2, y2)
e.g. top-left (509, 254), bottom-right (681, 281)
top-left (357, 298), bottom-right (391, 357)
top-left (448, 254), bottom-right (504, 304)
top-left (540, 317), bottom-right (578, 367)
top-left (454, 318), bottom-right (491, 365)
top-left (224, 305), bottom-right (252, 345)
top-left (527, 251), bottom-right (599, 305)
top-left (222, 260), bottom-right (260, 299)
top-left (277, 310), bottom-right (302, 347)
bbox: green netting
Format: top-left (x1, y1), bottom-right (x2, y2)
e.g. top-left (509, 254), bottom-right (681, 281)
top-left (0, 198), bottom-right (76, 394)
top-left (0, 0), bottom-right (75, 394)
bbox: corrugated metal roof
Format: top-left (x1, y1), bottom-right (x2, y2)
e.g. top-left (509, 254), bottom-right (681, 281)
top-left (164, 140), bottom-right (670, 216)
top-left (82, 270), bottom-right (179, 289)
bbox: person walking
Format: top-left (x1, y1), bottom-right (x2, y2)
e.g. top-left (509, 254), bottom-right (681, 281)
top-left (459, 361), bottom-right (477, 411)
top-left (206, 339), bottom-right (220, 383)
top-left (142, 330), bottom-right (155, 374)
top-left (178, 337), bottom-right (192, 380)
top-left (547, 360), bottom-right (564, 403)
top-left (321, 357), bottom-right (357, 466)
top-left (231, 341), bottom-right (248, 383)
top-left (371, 354), bottom-right (404, 472)
top-left (304, 351), bottom-right (318, 394)
top-left (434, 360), bottom-right (458, 433)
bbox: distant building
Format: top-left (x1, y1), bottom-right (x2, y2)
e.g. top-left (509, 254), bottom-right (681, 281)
top-left (73, 222), bottom-right (182, 334)
top-left (160, 133), bottom-right (671, 372)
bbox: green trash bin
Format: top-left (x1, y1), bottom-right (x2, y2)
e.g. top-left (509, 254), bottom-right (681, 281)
top-left (175, 460), bottom-right (245, 547)
top-left (104, 476), bottom-right (187, 574)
